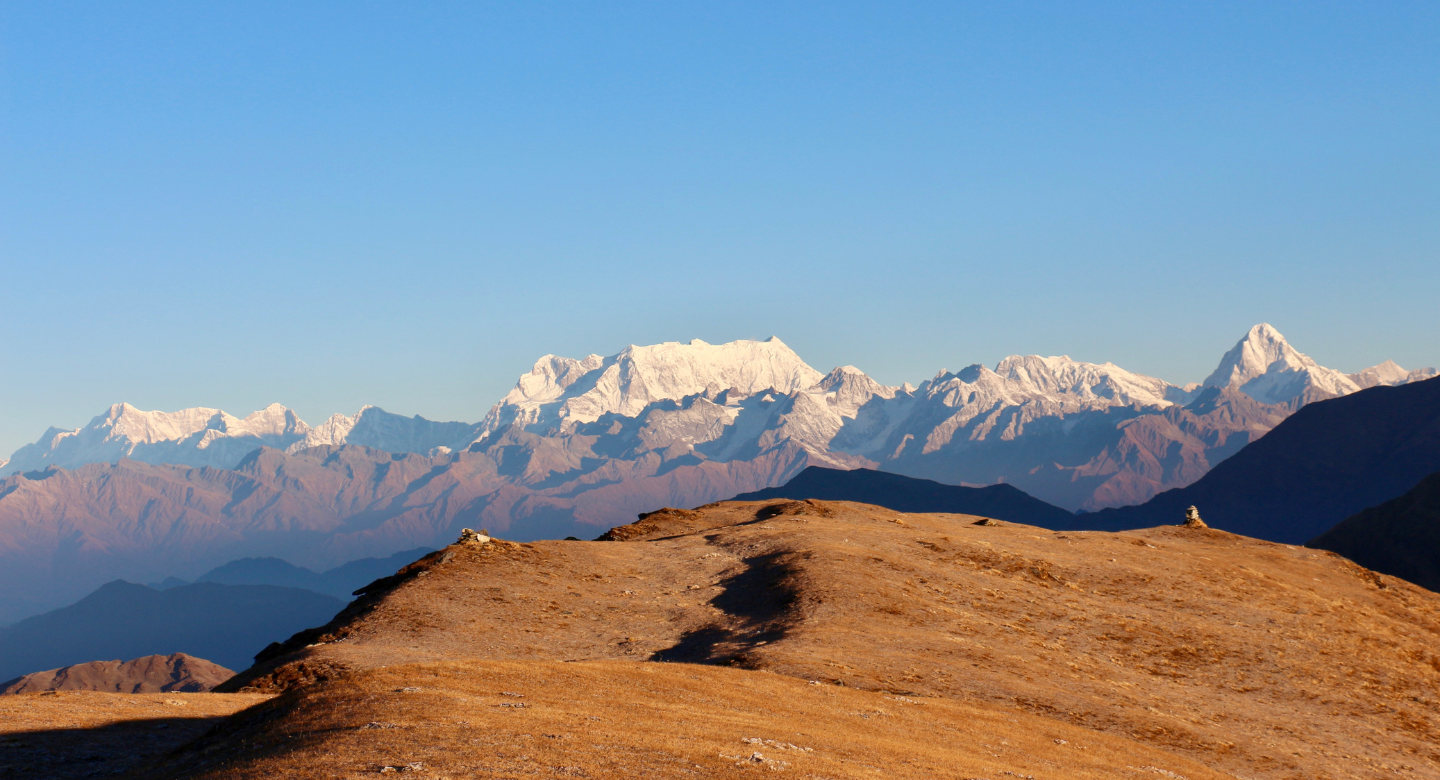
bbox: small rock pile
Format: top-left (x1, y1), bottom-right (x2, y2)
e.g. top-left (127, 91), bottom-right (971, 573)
top-left (1182, 506), bottom-right (1208, 529)
top-left (457, 528), bottom-right (491, 545)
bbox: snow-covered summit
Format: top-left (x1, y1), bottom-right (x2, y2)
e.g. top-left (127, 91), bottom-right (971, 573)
top-left (994, 355), bottom-right (1176, 407)
top-left (5, 324), bottom-right (1434, 519)
top-left (1203, 323), bottom-right (1375, 405)
top-left (3, 401), bottom-right (482, 475)
top-left (481, 337), bottom-right (825, 435)
top-left (3, 402), bottom-right (311, 475)
top-left (1348, 359), bottom-right (1438, 389)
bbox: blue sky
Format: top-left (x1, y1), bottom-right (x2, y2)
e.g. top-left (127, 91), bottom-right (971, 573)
top-left (1, 2), bottom-right (1437, 453)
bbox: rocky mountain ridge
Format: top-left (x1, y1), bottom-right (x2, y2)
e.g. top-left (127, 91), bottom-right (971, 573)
top-left (6, 326), bottom-right (1430, 515)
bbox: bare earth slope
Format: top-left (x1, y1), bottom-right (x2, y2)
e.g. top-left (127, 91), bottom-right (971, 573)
top-left (1, 653), bottom-right (233, 694)
top-left (189, 500), bottom-right (1440, 780)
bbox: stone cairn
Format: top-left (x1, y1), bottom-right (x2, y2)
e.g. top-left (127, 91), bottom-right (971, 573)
top-left (458, 528), bottom-right (492, 545)
top-left (1182, 506), bottom-right (1208, 529)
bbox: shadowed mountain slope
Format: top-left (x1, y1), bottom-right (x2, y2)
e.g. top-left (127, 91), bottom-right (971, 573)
top-left (194, 548), bottom-right (434, 599)
top-left (730, 465), bottom-right (1074, 526)
top-left (1309, 470), bottom-right (1440, 592)
top-left (1075, 375), bottom-right (1440, 543)
top-left (0, 582), bottom-right (343, 682)
top-left (202, 500), bottom-right (1440, 780)
top-left (1, 653), bottom-right (233, 694)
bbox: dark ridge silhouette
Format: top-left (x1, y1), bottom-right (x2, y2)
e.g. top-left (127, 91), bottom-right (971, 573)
top-left (195, 548), bottom-right (434, 598)
top-left (728, 466), bottom-right (1075, 527)
top-left (1071, 375), bottom-right (1440, 543)
top-left (1308, 470), bottom-right (1440, 592)
top-left (0, 581), bottom-right (343, 682)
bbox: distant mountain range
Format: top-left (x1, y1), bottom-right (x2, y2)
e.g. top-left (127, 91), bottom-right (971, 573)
top-left (1071, 375), bottom-right (1440, 544)
top-left (5, 325), bottom-right (1429, 509)
top-left (190, 548), bottom-right (433, 599)
top-left (0, 581), bottom-right (343, 683)
top-left (0, 325), bottom-right (1432, 620)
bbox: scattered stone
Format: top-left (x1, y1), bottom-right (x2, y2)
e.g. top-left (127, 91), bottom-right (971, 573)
top-left (1182, 506), bottom-right (1208, 529)
top-left (742, 737), bottom-right (812, 752)
top-left (1128, 767), bottom-right (1187, 779)
top-left (378, 761), bottom-right (425, 773)
top-left (458, 528), bottom-right (492, 545)
top-left (973, 518), bottom-right (1001, 527)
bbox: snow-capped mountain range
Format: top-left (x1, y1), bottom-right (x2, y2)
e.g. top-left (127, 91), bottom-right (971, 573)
top-left (0, 324), bottom-right (1432, 624)
top-left (3, 324), bottom-right (1433, 513)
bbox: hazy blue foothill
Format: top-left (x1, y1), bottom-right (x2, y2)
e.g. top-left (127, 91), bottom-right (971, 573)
top-left (0, 581), bottom-right (344, 684)
top-left (187, 548), bottom-right (435, 599)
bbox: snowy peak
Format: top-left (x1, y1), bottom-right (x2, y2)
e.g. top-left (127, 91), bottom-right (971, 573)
top-left (1349, 360), bottom-right (1438, 389)
top-left (101, 402), bottom-right (228, 444)
top-left (812, 366), bottom-right (898, 419)
top-left (229, 402), bottom-right (308, 438)
top-left (994, 355), bottom-right (1174, 407)
top-left (1203, 324), bottom-right (1315, 389)
top-left (3, 402), bottom-right (313, 475)
top-left (1202, 324), bottom-right (1361, 405)
top-left (483, 337), bottom-right (824, 434)
top-left (291, 407), bottom-right (371, 451)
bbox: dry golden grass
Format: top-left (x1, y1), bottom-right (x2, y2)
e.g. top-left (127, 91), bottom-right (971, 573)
top-left (0, 691), bottom-right (269, 778)
top-left (144, 659), bottom-right (1232, 779)
top-left (12, 499), bottom-right (1440, 779)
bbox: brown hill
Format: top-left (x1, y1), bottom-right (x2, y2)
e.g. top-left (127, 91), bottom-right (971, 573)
top-left (1, 653), bottom-right (233, 694)
top-left (114, 498), bottom-right (1438, 779)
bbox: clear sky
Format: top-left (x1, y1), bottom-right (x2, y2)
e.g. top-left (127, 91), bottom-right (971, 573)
top-left (2, 2), bottom-right (1437, 454)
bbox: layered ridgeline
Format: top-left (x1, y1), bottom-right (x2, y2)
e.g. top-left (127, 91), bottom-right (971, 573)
top-left (0, 326), bottom-right (1432, 620)
top-left (5, 325), bottom-right (1428, 509)
top-left (1074, 374), bottom-right (1440, 545)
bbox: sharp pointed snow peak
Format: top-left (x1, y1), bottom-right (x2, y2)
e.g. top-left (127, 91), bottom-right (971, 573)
top-left (1202, 323), bottom-right (1314, 388)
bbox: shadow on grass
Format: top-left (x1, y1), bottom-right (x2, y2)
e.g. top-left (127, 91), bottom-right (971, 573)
top-left (651, 550), bottom-right (801, 665)
top-left (0, 714), bottom-right (231, 780)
